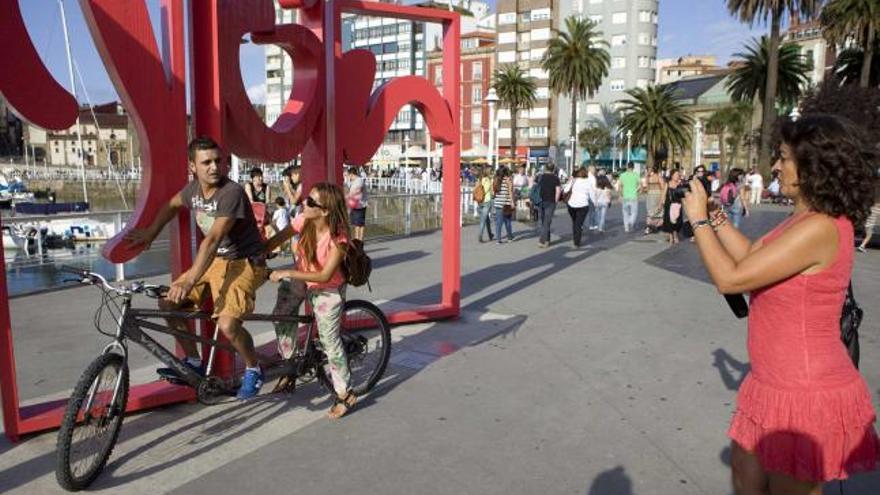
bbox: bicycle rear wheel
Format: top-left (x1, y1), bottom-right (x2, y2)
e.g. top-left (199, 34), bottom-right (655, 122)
top-left (56, 353), bottom-right (129, 491)
top-left (318, 300), bottom-right (391, 396)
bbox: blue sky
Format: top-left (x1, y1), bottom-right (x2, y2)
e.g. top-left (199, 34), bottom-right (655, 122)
top-left (17, 0), bottom-right (767, 106)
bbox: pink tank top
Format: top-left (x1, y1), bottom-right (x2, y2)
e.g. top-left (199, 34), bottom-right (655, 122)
top-left (747, 214), bottom-right (857, 390)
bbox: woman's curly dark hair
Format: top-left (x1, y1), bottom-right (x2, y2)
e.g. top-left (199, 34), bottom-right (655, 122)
top-left (779, 114), bottom-right (878, 226)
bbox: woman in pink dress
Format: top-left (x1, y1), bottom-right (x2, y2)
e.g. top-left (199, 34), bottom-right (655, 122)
top-left (682, 114), bottom-right (879, 495)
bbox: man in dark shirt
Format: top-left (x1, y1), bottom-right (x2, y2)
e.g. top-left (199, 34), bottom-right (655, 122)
top-left (126, 136), bottom-right (267, 399)
top-left (538, 162), bottom-right (561, 247)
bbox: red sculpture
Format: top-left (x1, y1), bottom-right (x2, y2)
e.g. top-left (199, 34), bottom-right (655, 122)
top-left (0, 0), bottom-right (461, 441)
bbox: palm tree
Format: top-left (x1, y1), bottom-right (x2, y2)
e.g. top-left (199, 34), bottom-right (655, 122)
top-left (727, 0), bottom-right (823, 172)
top-left (821, 0), bottom-right (880, 88)
top-left (832, 45), bottom-right (880, 86)
top-left (726, 37), bottom-right (811, 109)
top-left (706, 102), bottom-right (753, 172)
top-left (618, 85), bottom-right (694, 168)
top-left (541, 16), bottom-right (610, 173)
top-left (492, 64), bottom-right (537, 160)
top-left (578, 124), bottom-right (611, 167)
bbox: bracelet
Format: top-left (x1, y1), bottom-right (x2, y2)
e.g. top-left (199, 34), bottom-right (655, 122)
top-left (690, 219), bottom-right (711, 231)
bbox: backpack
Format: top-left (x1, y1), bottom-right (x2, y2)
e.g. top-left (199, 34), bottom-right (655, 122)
top-left (720, 183), bottom-right (738, 206)
top-left (529, 175), bottom-right (543, 207)
top-left (342, 239), bottom-right (372, 289)
top-left (473, 181), bottom-right (485, 204)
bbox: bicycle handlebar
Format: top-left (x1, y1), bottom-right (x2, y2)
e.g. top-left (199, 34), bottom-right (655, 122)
top-left (60, 265), bottom-right (169, 298)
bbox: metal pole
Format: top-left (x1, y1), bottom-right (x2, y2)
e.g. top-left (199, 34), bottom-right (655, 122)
top-left (115, 212), bottom-right (125, 281)
top-left (59, 0), bottom-right (89, 205)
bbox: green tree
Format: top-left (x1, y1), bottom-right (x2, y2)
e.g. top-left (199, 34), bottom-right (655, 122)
top-left (821, 0), bottom-right (880, 87)
top-left (726, 0), bottom-right (823, 173)
top-left (727, 37), bottom-right (812, 109)
top-left (541, 16), bottom-right (610, 172)
top-left (832, 46), bottom-right (880, 86)
top-left (492, 64), bottom-right (537, 159)
top-left (706, 102), bottom-right (753, 172)
top-left (578, 124), bottom-right (611, 167)
top-left (618, 85), bottom-right (694, 168)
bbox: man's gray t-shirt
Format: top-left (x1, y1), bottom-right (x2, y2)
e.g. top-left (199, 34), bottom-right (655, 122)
top-left (180, 178), bottom-right (264, 260)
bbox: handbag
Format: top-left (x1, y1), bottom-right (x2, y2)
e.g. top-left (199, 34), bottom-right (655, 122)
top-left (840, 282), bottom-right (863, 368)
top-left (502, 205), bottom-right (514, 218)
top-left (561, 182), bottom-right (573, 204)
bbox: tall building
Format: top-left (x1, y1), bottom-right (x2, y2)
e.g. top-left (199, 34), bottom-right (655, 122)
top-left (494, 0), bottom-right (555, 165)
top-left (264, 5), bottom-right (298, 126)
top-left (573, 0), bottom-right (659, 124)
top-left (427, 31), bottom-right (496, 154)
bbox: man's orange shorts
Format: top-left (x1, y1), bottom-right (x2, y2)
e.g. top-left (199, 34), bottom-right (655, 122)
top-left (184, 257), bottom-right (266, 320)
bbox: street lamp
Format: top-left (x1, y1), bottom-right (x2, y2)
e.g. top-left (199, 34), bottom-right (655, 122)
top-left (485, 88), bottom-right (499, 169)
top-left (626, 129), bottom-right (632, 164)
top-left (693, 120), bottom-right (703, 170)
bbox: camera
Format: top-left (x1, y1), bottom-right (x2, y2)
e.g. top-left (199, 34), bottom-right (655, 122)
top-left (670, 184), bottom-right (691, 201)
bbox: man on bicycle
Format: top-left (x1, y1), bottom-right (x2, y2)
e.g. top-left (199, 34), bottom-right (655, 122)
top-left (126, 136), bottom-right (267, 399)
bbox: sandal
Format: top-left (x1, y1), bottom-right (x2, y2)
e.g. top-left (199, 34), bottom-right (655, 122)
top-left (271, 375), bottom-right (295, 394)
top-left (328, 391), bottom-right (357, 419)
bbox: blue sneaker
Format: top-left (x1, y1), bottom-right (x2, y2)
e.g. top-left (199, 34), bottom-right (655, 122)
top-left (236, 367), bottom-right (263, 400)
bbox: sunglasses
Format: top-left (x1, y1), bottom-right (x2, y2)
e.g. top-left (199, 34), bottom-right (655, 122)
top-left (305, 196), bottom-right (325, 210)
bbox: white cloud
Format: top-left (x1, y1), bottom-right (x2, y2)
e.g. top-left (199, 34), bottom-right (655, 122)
top-left (247, 83), bottom-right (266, 104)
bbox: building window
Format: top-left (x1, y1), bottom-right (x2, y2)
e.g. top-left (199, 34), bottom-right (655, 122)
top-left (529, 126), bottom-right (548, 137)
top-left (638, 32), bottom-right (650, 46)
top-left (650, 57), bottom-right (656, 69)
top-left (536, 87), bottom-right (550, 99)
top-left (610, 79), bottom-right (626, 91)
top-left (383, 24), bottom-right (398, 36)
top-left (638, 56), bottom-right (649, 68)
top-left (531, 8), bottom-right (551, 21)
top-left (589, 0), bottom-right (602, 3)
top-left (612, 57), bottom-right (626, 69)
top-left (637, 79), bottom-right (649, 89)
top-left (519, 12), bottom-right (531, 24)
top-left (472, 86), bottom-right (482, 103)
top-left (611, 34), bottom-right (627, 46)
top-left (472, 132), bottom-right (483, 146)
top-left (499, 51), bottom-right (516, 63)
top-left (498, 12), bottom-right (516, 25)
top-left (472, 109), bottom-right (482, 127)
top-left (652, 12), bottom-right (659, 24)
top-left (532, 28), bottom-right (552, 41)
top-left (472, 61), bottom-right (483, 79)
top-left (400, 23), bottom-right (411, 33)
top-left (586, 103), bottom-right (601, 115)
top-left (651, 36), bottom-right (658, 46)
top-left (588, 15), bottom-right (602, 24)
top-left (498, 31), bottom-right (516, 44)
top-left (639, 10), bottom-right (651, 22)
top-left (612, 12), bottom-right (627, 24)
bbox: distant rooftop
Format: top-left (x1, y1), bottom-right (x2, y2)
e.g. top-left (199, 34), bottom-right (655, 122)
top-left (664, 74), bottom-right (726, 102)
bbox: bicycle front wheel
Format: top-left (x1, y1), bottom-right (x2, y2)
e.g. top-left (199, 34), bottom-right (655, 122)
top-left (318, 300), bottom-right (391, 396)
top-left (56, 353), bottom-right (129, 492)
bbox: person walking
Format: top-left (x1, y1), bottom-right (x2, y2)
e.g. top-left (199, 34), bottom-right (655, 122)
top-left (346, 166), bottom-right (368, 241)
top-left (857, 199), bottom-right (879, 252)
top-left (493, 166), bottom-right (516, 243)
top-left (660, 169), bottom-right (684, 244)
top-left (537, 162), bottom-right (561, 247)
top-left (747, 167), bottom-right (764, 206)
top-left (683, 114), bottom-right (879, 495)
top-left (477, 166), bottom-right (495, 243)
top-left (720, 168), bottom-right (750, 229)
top-left (584, 166), bottom-right (598, 231)
top-left (643, 166), bottom-right (664, 234)
top-left (564, 167), bottom-right (590, 247)
top-left (513, 165), bottom-right (529, 215)
top-left (618, 162), bottom-right (640, 233)
top-left (595, 174), bottom-right (613, 233)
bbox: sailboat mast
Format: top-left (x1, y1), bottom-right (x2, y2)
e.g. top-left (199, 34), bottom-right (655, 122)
top-left (58, 0), bottom-right (89, 205)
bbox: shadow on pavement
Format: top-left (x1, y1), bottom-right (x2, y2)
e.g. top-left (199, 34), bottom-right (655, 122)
top-left (713, 348), bottom-right (751, 391)
top-left (586, 465), bottom-right (634, 495)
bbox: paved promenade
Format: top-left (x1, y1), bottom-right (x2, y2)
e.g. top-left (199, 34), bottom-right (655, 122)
top-left (1, 204), bottom-right (878, 494)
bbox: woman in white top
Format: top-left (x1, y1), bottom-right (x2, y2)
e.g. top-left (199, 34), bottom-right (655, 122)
top-left (564, 167), bottom-right (591, 247)
top-left (748, 168), bottom-right (764, 205)
top-left (594, 174), bottom-right (613, 232)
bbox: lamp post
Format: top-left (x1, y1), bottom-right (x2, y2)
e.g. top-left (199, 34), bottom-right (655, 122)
top-left (485, 88), bottom-right (499, 169)
top-left (693, 120), bottom-right (703, 171)
top-left (626, 129), bottom-right (632, 164)
top-left (403, 134), bottom-right (411, 179)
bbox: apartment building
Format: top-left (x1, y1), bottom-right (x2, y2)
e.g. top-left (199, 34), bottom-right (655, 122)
top-left (573, 0), bottom-right (658, 124)
top-left (783, 16), bottom-right (836, 87)
top-left (494, 0), bottom-right (555, 164)
top-left (427, 32), bottom-right (496, 153)
top-left (655, 55), bottom-right (724, 84)
top-left (264, 5), bottom-right (298, 126)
